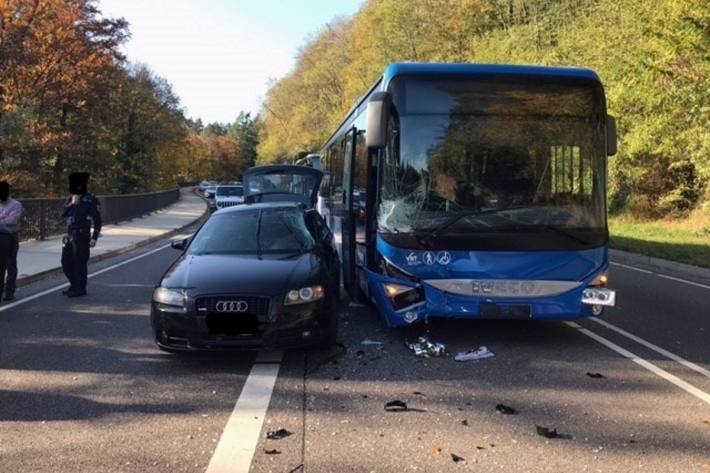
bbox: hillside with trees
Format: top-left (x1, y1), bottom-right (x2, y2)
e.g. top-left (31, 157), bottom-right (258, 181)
top-left (258, 0), bottom-right (708, 219)
top-left (0, 0), bottom-right (259, 197)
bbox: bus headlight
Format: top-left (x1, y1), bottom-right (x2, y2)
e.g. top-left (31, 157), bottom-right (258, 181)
top-left (581, 287), bottom-right (616, 307)
top-left (383, 283), bottom-right (424, 311)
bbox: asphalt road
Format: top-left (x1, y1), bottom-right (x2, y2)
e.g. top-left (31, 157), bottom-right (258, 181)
top-left (1, 238), bottom-right (708, 473)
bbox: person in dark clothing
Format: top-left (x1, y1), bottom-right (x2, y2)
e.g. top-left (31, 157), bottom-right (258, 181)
top-left (0, 181), bottom-right (22, 302)
top-left (0, 182), bottom-right (23, 300)
top-left (61, 173), bottom-right (102, 297)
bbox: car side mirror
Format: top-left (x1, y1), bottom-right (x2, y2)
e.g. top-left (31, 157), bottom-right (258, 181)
top-left (170, 238), bottom-right (188, 251)
top-left (606, 115), bottom-right (617, 156)
top-left (366, 92), bottom-right (392, 149)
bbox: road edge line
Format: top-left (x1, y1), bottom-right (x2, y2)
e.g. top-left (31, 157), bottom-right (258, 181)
top-left (205, 353), bottom-right (283, 473)
top-left (564, 322), bottom-right (710, 405)
top-left (590, 317), bottom-right (710, 379)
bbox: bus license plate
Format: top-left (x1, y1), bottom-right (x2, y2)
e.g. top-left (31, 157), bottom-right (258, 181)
top-left (480, 303), bottom-right (531, 319)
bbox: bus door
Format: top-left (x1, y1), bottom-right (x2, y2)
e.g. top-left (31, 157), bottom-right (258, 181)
top-left (341, 128), bottom-right (357, 298)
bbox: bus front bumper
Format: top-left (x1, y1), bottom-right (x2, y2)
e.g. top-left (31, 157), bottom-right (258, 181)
top-left (367, 273), bottom-right (616, 328)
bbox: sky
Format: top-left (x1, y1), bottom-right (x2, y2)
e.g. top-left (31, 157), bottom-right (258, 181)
top-left (99, 0), bottom-right (364, 124)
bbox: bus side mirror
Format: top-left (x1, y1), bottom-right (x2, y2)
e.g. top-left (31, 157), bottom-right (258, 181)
top-left (606, 115), bottom-right (617, 156)
top-left (366, 92), bottom-right (392, 149)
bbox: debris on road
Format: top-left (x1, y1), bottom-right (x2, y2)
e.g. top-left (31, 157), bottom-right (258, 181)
top-left (413, 391), bottom-right (426, 396)
top-left (361, 339), bottom-right (385, 345)
top-left (536, 425), bottom-right (558, 438)
top-left (356, 350), bottom-right (366, 359)
top-left (407, 335), bottom-right (447, 358)
top-left (384, 400), bottom-right (408, 412)
top-left (461, 419), bottom-right (469, 426)
top-left (454, 346), bottom-right (495, 362)
top-left (384, 400), bottom-right (426, 412)
top-left (586, 372), bottom-right (605, 378)
top-left (535, 425), bottom-right (571, 439)
top-left (451, 453), bottom-right (467, 464)
top-left (495, 404), bottom-right (518, 415)
top-left (429, 444), bottom-right (443, 455)
top-left (264, 449), bottom-right (281, 455)
top-left (266, 428), bottom-right (292, 440)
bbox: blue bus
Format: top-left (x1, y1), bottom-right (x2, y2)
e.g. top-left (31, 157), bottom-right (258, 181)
top-left (319, 63), bottom-right (617, 327)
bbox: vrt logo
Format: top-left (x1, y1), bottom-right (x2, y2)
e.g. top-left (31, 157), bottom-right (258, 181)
top-left (406, 252), bottom-right (419, 265)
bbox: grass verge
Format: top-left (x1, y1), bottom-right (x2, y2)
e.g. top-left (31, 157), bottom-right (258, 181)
top-left (609, 211), bottom-right (710, 269)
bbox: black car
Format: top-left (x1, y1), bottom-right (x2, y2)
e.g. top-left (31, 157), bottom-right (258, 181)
top-left (151, 166), bottom-right (340, 351)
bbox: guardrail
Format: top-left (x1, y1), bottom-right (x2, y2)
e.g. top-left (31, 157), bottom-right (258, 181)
top-left (18, 187), bottom-right (181, 241)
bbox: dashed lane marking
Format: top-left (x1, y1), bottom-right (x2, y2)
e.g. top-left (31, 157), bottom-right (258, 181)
top-left (205, 351), bottom-right (283, 473)
top-left (565, 322), bottom-right (710, 405)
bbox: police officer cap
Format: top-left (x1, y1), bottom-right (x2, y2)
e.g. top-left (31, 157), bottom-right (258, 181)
top-left (69, 172), bottom-right (90, 194)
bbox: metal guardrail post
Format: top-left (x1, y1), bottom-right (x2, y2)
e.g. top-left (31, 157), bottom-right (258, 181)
top-left (39, 200), bottom-right (47, 240)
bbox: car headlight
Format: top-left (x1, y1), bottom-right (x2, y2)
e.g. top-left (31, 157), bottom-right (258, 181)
top-left (284, 285), bottom-right (324, 305)
top-left (153, 287), bottom-right (186, 307)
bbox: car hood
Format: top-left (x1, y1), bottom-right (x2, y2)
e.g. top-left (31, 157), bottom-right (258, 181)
top-left (160, 252), bottom-right (323, 296)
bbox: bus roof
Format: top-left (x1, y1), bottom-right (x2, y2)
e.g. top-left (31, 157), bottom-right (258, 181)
top-left (381, 62), bottom-right (601, 85)
top-left (322, 62), bottom-right (602, 150)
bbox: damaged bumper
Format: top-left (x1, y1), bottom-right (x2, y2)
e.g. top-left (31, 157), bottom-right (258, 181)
top-left (150, 300), bottom-right (329, 351)
top-left (365, 269), bottom-right (615, 328)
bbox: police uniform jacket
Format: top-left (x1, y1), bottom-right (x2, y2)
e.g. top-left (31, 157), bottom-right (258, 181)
top-left (62, 193), bottom-right (102, 240)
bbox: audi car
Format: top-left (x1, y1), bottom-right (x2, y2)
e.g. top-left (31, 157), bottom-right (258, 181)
top-left (151, 165), bottom-right (341, 351)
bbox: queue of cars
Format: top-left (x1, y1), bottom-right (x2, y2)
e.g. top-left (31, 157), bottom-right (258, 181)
top-left (152, 166), bottom-right (340, 352)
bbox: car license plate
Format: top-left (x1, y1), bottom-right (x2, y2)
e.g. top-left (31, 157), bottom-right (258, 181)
top-left (480, 303), bottom-right (531, 319)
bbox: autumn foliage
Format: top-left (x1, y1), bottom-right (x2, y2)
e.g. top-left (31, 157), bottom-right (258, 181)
top-left (0, 0), bottom-right (256, 197)
top-left (258, 0), bottom-right (709, 216)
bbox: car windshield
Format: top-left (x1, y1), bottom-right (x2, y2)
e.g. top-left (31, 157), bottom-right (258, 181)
top-left (216, 186), bottom-right (243, 197)
top-left (379, 75), bottom-right (607, 250)
top-left (247, 171), bottom-right (318, 200)
top-left (188, 207), bottom-right (315, 255)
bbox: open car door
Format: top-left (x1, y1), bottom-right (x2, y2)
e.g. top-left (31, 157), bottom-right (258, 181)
top-left (244, 165), bottom-right (323, 208)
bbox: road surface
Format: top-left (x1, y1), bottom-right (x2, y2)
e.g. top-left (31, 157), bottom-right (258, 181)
top-left (1, 235), bottom-right (708, 472)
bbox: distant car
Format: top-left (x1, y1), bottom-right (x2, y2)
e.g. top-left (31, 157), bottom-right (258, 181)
top-left (198, 180), bottom-right (211, 192)
top-left (204, 185), bottom-right (217, 199)
top-left (151, 165), bottom-right (340, 351)
top-left (213, 185), bottom-right (244, 210)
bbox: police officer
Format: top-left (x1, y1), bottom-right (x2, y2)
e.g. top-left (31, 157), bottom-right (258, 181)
top-left (61, 172), bottom-right (102, 297)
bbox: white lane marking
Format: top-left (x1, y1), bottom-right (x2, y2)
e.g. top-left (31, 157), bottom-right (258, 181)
top-left (0, 244), bottom-right (170, 313)
top-left (610, 261), bottom-right (652, 274)
top-left (656, 273), bottom-right (710, 290)
top-left (206, 352), bottom-right (282, 473)
top-left (564, 322), bottom-right (710, 405)
top-left (590, 317), bottom-right (710, 379)
top-left (611, 261), bottom-right (710, 289)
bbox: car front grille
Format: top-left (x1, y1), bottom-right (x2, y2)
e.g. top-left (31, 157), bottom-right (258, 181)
top-left (217, 201), bottom-right (242, 208)
top-left (195, 296), bottom-right (270, 316)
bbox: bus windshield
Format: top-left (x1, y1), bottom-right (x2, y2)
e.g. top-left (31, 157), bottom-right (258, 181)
top-left (379, 75), bottom-right (608, 250)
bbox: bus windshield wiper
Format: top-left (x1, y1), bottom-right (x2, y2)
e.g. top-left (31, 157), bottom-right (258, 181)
top-left (423, 206), bottom-right (529, 240)
top-left (538, 225), bottom-right (590, 245)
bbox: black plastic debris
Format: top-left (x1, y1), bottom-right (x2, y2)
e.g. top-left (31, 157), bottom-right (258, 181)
top-left (536, 425), bottom-right (558, 438)
top-left (476, 446), bottom-right (486, 450)
top-left (495, 404), bottom-right (517, 415)
top-left (333, 376), bottom-right (341, 381)
top-left (586, 372), bottom-right (605, 378)
top-left (264, 449), bottom-right (281, 455)
top-left (356, 350), bottom-right (366, 359)
top-left (461, 419), bottom-right (469, 426)
top-left (451, 453), bottom-right (467, 464)
top-left (384, 400), bottom-right (409, 412)
top-left (266, 428), bottom-right (292, 440)
top-left (413, 391), bottom-right (426, 396)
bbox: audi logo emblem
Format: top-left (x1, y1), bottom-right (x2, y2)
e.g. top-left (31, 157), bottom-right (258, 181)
top-left (215, 300), bottom-right (249, 313)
